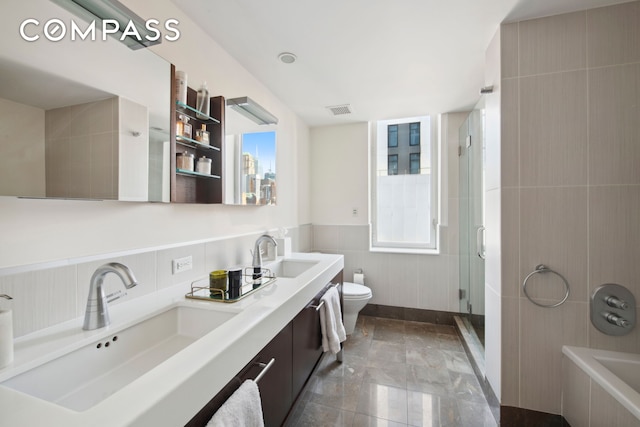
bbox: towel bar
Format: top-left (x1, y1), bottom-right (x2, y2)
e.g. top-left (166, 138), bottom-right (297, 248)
top-left (311, 300), bottom-right (325, 312)
top-left (254, 358), bottom-right (275, 383)
top-left (522, 264), bottom-right (570, 308)
top-left (309, 282), bottom-right (340, 311)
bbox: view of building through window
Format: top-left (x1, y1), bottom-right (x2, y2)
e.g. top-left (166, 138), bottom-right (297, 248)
top-left (387, 122), bottom-right (422, 175)
top-left (373, 116), bottom-right (437, 250)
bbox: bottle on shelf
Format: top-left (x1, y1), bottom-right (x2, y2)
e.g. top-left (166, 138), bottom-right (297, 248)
top-left (195, 124), bottom-right (210, 145)
top-left (196, 82), bottom-right (210, 119)
top-left (175, 71), bottom-right (188, 105)
top-left (177, 114), bottom-right (192, 139)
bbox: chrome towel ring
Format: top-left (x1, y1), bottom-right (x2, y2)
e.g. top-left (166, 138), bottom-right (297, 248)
top-left (522, 264), bottom-right (570, 308)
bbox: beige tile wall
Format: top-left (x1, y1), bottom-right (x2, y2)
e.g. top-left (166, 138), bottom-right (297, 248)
top-left (590, 380), bottom-right (640, 427)
top-left (562, 357), bottom-right (591, 427)
top-left (0, 225), bottom-right (313, 338)
top-left (313, 224), bottom-right (460, 312)
top-left (498, 1), bottom-right (640, 415)
top-left (45, 98), bottom-right (119, 199)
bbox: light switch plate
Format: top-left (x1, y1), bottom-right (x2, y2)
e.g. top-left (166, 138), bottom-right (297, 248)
top-left (172, 256), bottom-right (193, 274)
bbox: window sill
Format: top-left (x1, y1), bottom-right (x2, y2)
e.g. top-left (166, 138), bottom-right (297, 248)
top-left (369, 246), bottom-right (440, 255)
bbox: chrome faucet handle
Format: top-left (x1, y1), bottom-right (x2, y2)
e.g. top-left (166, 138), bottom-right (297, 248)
top-left (604, 312), bottom-right (631, 328)
top-left (605, 296), bottom-right (629, 310)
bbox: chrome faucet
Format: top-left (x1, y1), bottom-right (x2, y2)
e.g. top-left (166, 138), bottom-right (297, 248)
top-left (83, 262), bottom-right (138, 330)
top-left (252, 235), bottom-right (277, 276)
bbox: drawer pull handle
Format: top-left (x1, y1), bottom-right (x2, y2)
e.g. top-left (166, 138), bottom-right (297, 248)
top-left (254, 358), bottom-right (275, 383)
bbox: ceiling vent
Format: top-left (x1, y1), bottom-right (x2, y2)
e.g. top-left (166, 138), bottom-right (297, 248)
top-left (326, 104), bottom-right (352, 116)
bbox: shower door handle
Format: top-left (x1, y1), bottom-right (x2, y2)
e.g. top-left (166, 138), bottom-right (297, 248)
top-left (476, 226), bottom-right (486, 260)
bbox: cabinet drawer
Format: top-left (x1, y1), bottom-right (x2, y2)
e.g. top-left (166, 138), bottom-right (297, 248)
top-left (185, 324), bottom-right (292, 427)
top-left (292, 272), bottom-right (343, 400)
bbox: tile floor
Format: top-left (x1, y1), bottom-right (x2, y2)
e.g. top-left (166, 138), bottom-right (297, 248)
top-left (284, 315), bottom-right (497, 427)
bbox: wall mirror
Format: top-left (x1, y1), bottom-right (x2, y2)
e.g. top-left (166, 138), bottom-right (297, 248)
top-left (0, 0), bottom-right (171, 202)
top-left (224, 102), bottom-right (277, 206)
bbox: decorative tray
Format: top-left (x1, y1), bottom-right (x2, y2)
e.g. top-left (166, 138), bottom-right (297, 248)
top-left (185, 267), bottom-right (277, 303)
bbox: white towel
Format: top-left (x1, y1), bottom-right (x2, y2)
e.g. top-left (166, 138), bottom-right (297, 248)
top-left (319, 287), bottom-right (347, 354)
top-left (206, 379), bottom-right (264, 427)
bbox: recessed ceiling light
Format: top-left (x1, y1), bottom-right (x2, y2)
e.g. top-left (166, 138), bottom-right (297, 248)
top-left (278, 52), bottom-right (297, 64)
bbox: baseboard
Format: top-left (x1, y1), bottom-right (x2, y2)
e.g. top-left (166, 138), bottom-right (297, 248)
top-left (453, 316), bottom-right (500, 424)
top-left (500, 406), bottom-right (570, 426)
top-left (360, 303), bottom-right (457, 325)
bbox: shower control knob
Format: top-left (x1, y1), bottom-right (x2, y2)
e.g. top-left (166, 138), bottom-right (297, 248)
top-left (603, 312), bottom-right (631, 328)
top-left (605, 296), bottom-right (629, 310)
top-left (592, 284), bottom-right (636, 336)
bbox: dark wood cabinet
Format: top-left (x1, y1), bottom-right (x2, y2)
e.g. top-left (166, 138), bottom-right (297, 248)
top-left (184, 325), bottom-right (292, 427)
top-left (170, 65), bottom-right (225, 204)
top-left (249, 322), bottom-right (293, 427)
top-left (292, 289), bottom-right (326, 397)
top-left (186, 271), bottom-right (343, 427)
top-left (292, 271), bottom-right (343, 398)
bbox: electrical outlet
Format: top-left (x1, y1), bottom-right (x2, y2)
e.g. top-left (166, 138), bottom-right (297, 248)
top-left (352, 208), bottom-right (358, 216)
top-left (172, 256), bottom-right (193, 274)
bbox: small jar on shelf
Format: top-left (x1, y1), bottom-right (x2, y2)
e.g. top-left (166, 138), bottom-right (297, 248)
top-left (196, 156), bottom-right (212, 175)
top-left (176, 152), bottom-right (195, 171)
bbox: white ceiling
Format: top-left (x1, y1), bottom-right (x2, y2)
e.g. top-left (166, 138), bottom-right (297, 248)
top-left (173, 0), bottom-right (630, 127)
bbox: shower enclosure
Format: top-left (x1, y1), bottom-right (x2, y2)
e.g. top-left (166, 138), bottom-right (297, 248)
top-left (458, 99), bottom-right (486, 349)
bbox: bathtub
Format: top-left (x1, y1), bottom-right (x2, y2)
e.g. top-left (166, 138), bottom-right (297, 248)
top-left (563, 346), bottom-right (640, 422)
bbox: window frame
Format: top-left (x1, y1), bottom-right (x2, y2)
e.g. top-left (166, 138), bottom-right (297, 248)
top-left (371, 115), bottom-right (440, 254)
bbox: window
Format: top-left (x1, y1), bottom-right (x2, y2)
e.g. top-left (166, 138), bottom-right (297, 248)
top-left (409, 122), bottom-right (420, 146)
top-left (388, 125), bottom-right (398, 147)
top-left (410, 153), bottom-right (420, 175)
top-left (372, 116), bottom-right (438, 252)
top-left (388, 154), bottom-right (398, 176)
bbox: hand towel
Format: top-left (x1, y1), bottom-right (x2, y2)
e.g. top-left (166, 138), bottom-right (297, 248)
top-left (206, 379), bottom-right (264, 427)
top-left (318, 287), bottom-right (347, 354)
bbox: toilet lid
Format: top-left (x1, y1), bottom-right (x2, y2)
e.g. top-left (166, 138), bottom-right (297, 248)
top-left (343, 282), bottom-right (371, 298)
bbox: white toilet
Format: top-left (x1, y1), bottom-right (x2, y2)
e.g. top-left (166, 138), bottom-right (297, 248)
top-left (342, 281), bottom-right (373, 335)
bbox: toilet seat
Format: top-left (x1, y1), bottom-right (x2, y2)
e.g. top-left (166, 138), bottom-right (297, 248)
top-left (343, 282), bottom-right (372, 299)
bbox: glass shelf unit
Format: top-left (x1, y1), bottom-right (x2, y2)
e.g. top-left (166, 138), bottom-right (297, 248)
top-left (176, 136), bottom-right (221, 151)
top-left (176, 101), bottom-right (220, 124)
top-left (176, 168), bottom-right (221, 179)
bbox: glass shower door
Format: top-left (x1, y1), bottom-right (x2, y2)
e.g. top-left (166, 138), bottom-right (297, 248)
top-left (459, 117), bottom-right (471, 314)
top-left (458, 104), bottom-right (485, 323)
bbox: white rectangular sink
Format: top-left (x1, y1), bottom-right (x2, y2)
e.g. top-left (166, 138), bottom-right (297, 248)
top-left (1, 305), bottom-right (235, 412)
top-left (265, 259), bottom-right (318, 278)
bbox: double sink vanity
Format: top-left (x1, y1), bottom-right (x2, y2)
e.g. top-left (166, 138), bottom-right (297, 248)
top-left (0, 252), bottom-right (344, 426)
top-left (0, 1), bottom-right (330, 425)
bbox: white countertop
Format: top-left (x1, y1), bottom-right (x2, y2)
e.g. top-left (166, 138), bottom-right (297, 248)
top-left (0, 252), bottom-right (343, 426)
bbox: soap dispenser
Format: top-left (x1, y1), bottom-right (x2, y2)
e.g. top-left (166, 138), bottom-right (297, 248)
top-left (0, 294), bottom-right (13, 368)
top-left (196, 82), bottom-right (210, 119)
